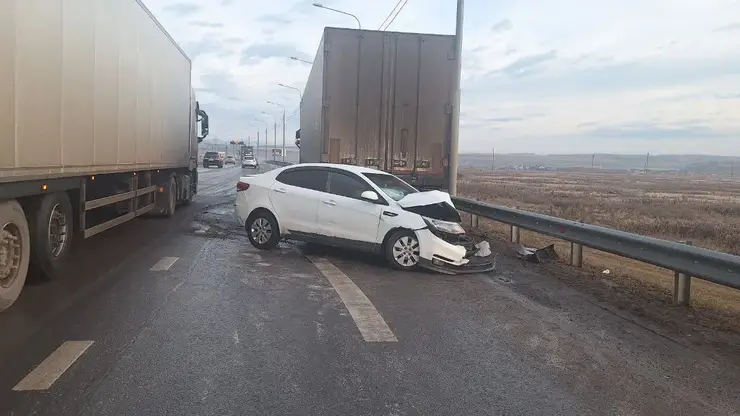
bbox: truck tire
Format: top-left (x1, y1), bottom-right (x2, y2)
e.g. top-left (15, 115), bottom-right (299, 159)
top-left (27, 192), bottom-right (74, 280)
top-left (164, 176), bottom-right (177, 217)
top-left (0, 200), bottom-right (31, 311)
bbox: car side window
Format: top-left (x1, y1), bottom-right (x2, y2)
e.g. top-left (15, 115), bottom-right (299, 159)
top-left (276, 168), bottom-right (328, 192)
top-left (328, 172), bottom-right (372, 200)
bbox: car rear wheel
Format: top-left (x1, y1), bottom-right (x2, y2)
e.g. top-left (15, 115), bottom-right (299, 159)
top-left (385, 230), bottom-right (420, 270)
top-left (246, 211), bottom-right (280, 250)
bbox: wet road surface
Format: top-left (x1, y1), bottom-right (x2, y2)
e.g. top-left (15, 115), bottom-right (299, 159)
top-left (1, 163), bottom-right (740, 415)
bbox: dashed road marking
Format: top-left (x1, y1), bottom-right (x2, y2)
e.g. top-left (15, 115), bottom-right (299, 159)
top-left (150, 257), bottom-right (179, 271)
top-left (13, 341), bottom-right (94, 391)
top-left (308, 256), bottom-right (397, 343)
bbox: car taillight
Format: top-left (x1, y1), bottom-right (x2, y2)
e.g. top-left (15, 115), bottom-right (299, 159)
top-left (236, 182), bottom-right (250, 192)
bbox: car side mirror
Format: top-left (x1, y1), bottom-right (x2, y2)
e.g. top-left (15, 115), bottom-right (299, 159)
top-left (360, 190), bottom-right (379, 201)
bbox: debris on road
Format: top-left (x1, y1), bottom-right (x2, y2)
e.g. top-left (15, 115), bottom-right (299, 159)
top-left (517, 244), bottom-right (558, 263)
top-left (475, 241), bottom-right (492, 257)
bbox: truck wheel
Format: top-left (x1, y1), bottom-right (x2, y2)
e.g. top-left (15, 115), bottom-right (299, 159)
top-left (0, 200), bottom-right (31, 311)
top-left (164, 176), bottom-right (177, 217)
top-left (27, 192), bottom-right (73, 280)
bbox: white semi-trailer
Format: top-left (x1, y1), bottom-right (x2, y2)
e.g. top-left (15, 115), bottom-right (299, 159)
top-left (0, 0), bottom-right (209, 311)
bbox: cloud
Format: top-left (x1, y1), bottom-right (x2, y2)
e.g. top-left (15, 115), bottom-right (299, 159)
top-left (579, 121), bottom-right (734, 140)
top-left (239, 42), bottom-right (311, 65)
top-left (142, 0), bottom-right (740, 155)
top-left (190, 20), bottom-right (223, 28)
top-left (494, 50), bottom-right (557, 78)
top-left (182, 38), bottom-right (230, 59)
top-left (258, 14), bottom-right (293, 25)
top-left (492, 19), bottom-right (512, 33)
top-left (162, 2), bottom-right (200, 16)
top-left (715, 22), bottom-right (740, 32)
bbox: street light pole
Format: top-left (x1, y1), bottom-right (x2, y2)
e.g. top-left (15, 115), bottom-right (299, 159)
top-left (312, 3), bottom-right (362, 29)
top-left (254, 119), bottom-right (268, 162)
top-left (290, 56), bottom-right (313, 64)
top-left (449, 0), bottom-right (464, 196)
top-left (267, 100), bottom-right (287, 162)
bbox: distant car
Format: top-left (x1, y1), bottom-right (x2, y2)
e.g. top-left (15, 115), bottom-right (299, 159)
top-left (202, 151), bottom-right (223, 168)
top-left (225, 155), bottom-right (236, 165)
top-left (242, 155), bottom-right (258, 169)
top-left (234, 163), bottom-right (495, 274)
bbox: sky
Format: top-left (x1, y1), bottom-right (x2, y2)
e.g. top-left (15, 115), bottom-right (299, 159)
top-left (143, 0), bottom-right (740, 155)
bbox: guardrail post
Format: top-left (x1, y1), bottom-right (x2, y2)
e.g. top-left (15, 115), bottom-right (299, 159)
top-left (570, 242), bottom-right (583, 267)
top-left (470, 214), bottom-right (479, 228)
top-left (673, 241), bottom-right (693, 306)
top-left (510, 225), bottom-right (520, 244)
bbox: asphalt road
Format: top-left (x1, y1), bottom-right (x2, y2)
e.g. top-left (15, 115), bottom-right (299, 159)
top-left (1, 162), bottom-right (739, 416)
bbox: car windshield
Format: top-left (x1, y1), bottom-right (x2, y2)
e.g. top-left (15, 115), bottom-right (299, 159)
top-left (363, 172), bottom-right (418, 201)
top-left (245, 156), bottom-right (254, 160)
top-left (204, 152), bottom-right (218, 157)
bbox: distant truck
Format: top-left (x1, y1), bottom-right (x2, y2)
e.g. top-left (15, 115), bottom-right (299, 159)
top-left (0, 0), bottom-right (209, 311)
top-left (297, 27), bottom-right (457, 190)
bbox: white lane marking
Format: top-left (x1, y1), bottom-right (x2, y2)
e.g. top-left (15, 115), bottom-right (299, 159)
top-left (150, 257), bottom-right (179, 271)
top-left (308, 256), bottom-right (397, 342)
top-left (233, 330), bottom-right (240, 345)
top-left (13, 341), bottom-right (94, 391)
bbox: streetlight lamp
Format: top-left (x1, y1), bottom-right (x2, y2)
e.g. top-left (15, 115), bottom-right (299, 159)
top-left (261, 111), bottom-right (278, 161)
top-left (278, 83), bottom-right (302, 102)
top-left (267, 100), bottom-right (286, 162)
top-left (290, 56), bottom-right (313, 64)
top-left (312, 3), bottom-right (362, 29)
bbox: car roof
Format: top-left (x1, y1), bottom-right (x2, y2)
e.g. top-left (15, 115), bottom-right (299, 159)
top-left (283, 163), bottom-right (393, 176)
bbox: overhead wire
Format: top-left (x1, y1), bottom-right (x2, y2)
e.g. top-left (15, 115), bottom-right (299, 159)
top-left (378, 0), bottom-right (403, 30)
top-left (380, 0), bottom-right (410, 31)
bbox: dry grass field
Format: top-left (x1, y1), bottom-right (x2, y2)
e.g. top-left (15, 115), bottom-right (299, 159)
top-left (458, 169), bottom-right (740, 337)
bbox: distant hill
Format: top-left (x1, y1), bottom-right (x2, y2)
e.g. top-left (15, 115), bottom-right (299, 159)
top-left (460, 153), bottom-right (740, 176)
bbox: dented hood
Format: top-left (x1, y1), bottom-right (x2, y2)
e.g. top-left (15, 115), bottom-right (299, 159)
top-left (398, 191), bottom-right (461, 222)
top-left (397, 190), bottom-right (455, 208)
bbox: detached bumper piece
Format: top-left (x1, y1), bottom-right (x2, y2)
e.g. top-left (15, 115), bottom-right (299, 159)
top-left (419, 254), bottom-right (496, 275)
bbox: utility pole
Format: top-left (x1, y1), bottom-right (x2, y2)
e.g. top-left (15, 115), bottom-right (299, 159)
top-left (592, 153), bottom-right (595, 169)
top-left (265, 127), bottom-right (268, 161)
top-left (645, 152), bottom-right (650, 174)
top-left (448, 0), bottom-right (464, 196)
top-left (282, 110), bottom-right (286, 163)
top-left (273, 121), bottom-right (277, 161)
top-left (256, 130), bottom-right (260, 157)
top-left (492, 148), bottom-right (495, 171)
top-left (732, 160), bottom-right (735, 180)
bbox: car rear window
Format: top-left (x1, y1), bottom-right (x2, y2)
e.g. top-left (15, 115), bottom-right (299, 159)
top-left (276, 168), bottom-right (328, 192)
top-left (204, 152), bottom-right (218, 157)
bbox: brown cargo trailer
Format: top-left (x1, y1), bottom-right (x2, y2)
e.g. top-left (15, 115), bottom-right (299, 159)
top-left (298, 27), bottom-right (456, 190)
top-left (0, 0), bottom-right (209, 311)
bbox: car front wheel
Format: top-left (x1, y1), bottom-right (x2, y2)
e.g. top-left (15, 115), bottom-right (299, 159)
top-left (246, 210), bottom-right (280, 250)
top-left (385, 230), bottom-right (420, 270)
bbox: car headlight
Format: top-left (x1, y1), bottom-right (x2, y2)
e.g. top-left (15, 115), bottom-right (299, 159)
top-left (423, 217), bottom-right (465, 235)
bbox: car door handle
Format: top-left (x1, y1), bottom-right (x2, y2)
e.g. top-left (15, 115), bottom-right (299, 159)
top-left (274, 188), bottom-right (286, 193)
top-left (383, 211), bottom-right (398, 217)
top-left (322, 200), bottom-right (336, 206)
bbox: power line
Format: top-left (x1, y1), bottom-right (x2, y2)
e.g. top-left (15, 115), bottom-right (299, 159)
top-left (381, 0), bottom-right (410, 31)
top-left (378, 0), bottom-right (403, 30)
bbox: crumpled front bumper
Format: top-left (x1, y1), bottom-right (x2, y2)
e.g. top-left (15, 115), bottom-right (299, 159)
top-left (414, 229), bottom-right (496, 275)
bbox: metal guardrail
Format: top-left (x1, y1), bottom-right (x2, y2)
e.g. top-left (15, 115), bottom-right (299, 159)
top-left (451, 196), bottom-right (740, 303)
top-left (265, 160), bottom-right (293, 167)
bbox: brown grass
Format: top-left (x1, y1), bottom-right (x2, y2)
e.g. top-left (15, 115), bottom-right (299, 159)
top-left (458, 170), bottom-right (740, 331)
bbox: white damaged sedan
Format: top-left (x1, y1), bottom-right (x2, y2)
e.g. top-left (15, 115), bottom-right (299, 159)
top-left (235, 163), bottom-right (495, 274)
